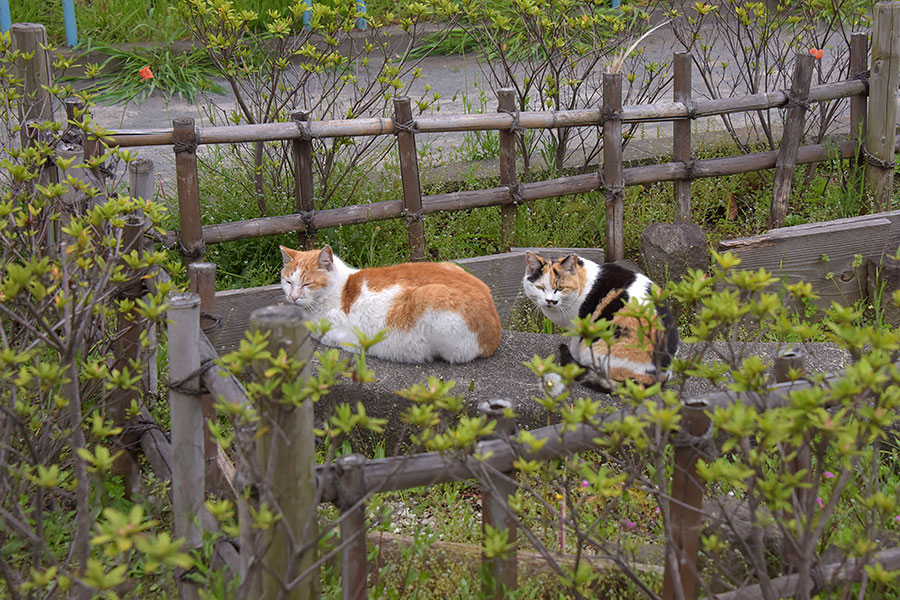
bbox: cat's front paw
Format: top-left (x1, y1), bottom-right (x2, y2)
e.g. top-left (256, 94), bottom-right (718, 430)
top-left (541, 372), bottom-right (566, 398)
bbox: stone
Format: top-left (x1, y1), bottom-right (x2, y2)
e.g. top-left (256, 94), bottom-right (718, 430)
top-left (640, 222), bottom-right (709, 285)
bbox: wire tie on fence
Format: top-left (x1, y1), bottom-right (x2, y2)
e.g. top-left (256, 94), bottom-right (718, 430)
top-left (392, 116), bottom-right (419, 135)
top-left (601, 107), bottom-right (622, 124)
top-left (863, 147), bottom-right (896, 170)
top-left (507, 183), bottom-right (524, 206)
top-left (671, 417), bottom-right (715, 456)
top-left (782, 90), bottom-right (810, 112)
top-left (294, 119), bottom-right (313, 142)
top-left (200, 310), bottom-right (222, 334)
top-left (167, 358), bottom-right (216, 395)
top-left (178, 236), bottom-right (206, 261)
top-left (401, 208), bottom-right (425, 225)
top-left (602, 183), bottom-right (625, 201)
top-left (173, 129), bottom-right (201, 155)
top-left (499, 107), bottom-right (526, 136)
top-left (299, 210), bottom-right (317, 237)
top-left (684, 158), bottom-right (699, 181)
top-left (852, 69), bottom-right (870, 86)
top-left (684, 100), bottom-right (698, 120)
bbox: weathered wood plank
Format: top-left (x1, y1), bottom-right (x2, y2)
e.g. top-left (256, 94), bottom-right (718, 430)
top-left (718, 216), bottom-right (892, 310)
top-left (214, 285), bottom-right (284, 352)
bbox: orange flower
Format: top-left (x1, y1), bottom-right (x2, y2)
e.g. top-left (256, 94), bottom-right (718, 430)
top-left (139, 66), bottom-right (154, 80)
top-left (809, 48), bottom-right (824, 60)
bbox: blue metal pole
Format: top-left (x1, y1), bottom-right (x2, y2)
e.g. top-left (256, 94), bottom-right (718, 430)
top-left (301, 0), bottom-right (312, 29)
top-left (0, 0), bottom-right (11, 34)
top-left (62, 0), bottom-right (78, 46)
top-left (355, 0), bottom-right (367, 30)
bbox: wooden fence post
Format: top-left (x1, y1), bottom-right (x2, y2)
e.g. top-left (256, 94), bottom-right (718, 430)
top-left (673, 52), bottom-right (693, 223)
top-left (336, 453), bottom-right (368, 600)
top-left (498, 88), bottom-right (520, 251)
top-left (11, 23), bottom-right (53, 135)
top-left (393, 97), bottom-right (426, 261)
top-left (291, 109), bottom-right (317, 250)
top-left (602, 73), bottom-right (624, 262)
top-left (662, 400), bottom-right (711, 600)
top-left (479, 398), bottom-right (518, 599)
top-left (865, 2), bottom-right (900, 212)
top-left (174, 118), bottom-right (205, 264)
top-left (167, 292), bottom-right (204, 600)
top-left (249, 305), bottom-right (318, 600)
top-left (188, 262), bottom-right (226, 495)
top-left (111, 215), bottom-right (145, 497)
top-left (769, 53), bottom-right (814, 230)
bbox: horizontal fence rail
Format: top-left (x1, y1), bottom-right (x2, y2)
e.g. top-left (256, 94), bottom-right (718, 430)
top-left (162, 137), bottom-right (862, 246)
top-left (105, 79), bottom-right (867, 147)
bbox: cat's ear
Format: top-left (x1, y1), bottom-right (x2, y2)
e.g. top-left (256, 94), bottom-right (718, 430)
top-left (524, 251), bottom-right (544, 277)
top-left (558, 254), bottom-right (579, 274)
top-left (318, 245), bottom-right (334, 271)
top-left (279, 245), bottom-right (296, 266)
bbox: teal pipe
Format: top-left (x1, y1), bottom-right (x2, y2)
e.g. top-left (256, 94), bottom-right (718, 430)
top-left (0, 0), bottom-right (10, 34)
top-left (62, 0), bottom-right (78, 46)
top-left (301, 0), bottom-right (312, 29)
top-left (356, 0), bottom-right (366, 30)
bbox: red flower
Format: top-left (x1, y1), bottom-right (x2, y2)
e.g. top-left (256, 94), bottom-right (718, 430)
top-left (809, 48), bottom-right (824, 60)
top-left (139, 66), bottom-right (154, 80)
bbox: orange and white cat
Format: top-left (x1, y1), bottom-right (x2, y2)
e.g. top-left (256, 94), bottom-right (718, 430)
top-left (280, 245), bottom-right (501, 363)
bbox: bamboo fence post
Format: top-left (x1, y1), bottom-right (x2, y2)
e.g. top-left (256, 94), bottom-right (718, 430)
top-left (769, 53), bottom-right (815, 230)
top-left (335, 454), bottom-right (368, 600)
top-left (602, 73), bottom-right (625, 262)
top-left (673, 52), bottom-right (693, 223)
top-left (393, 97), bottom-right (426, 261)
top-left (498, 88), bottom-right (520, 251)
top-left (129, 158), bottom-right (155, 202)
top-left (774, 346), bottom-right (809, 575)
top-left (188, 262), bottom-right (225, 495)
top-left (174, 118), bottom-right (205, 264)
top-left (865, 2), bottom-right (900, 212)
top-left (128, 160), bottom-right (158, 395)
top-left (11, 23), bottom-right (53, 136)
top-left (291, 109), bottom-right (317, 250)
top-left (110, 215), bottom-right (145, 497)
top-left (167, 292), bottom-right (204, 600)
top-left (249, 305), bottom-right (318, 600)
top-left (478, 399), bottom-right (518, 599)
top-left (662, 402), bottom-right (711, 600)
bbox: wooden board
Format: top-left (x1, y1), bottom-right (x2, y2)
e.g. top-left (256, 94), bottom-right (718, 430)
top-left (212, 247), bottom-right (606, 352)
top-left (214, 284), bottom-right (284, 352)
top-left (718, 214), bottom-right (894, 311)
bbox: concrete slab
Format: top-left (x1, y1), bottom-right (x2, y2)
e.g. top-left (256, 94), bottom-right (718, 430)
top-left (314, 330), bottom-right (848, 450)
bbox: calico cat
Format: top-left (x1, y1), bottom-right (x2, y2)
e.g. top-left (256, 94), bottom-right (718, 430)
top-left (523, 251), bottom-right (678, 393)
top-left (280, 245), bottom-right (501, 363)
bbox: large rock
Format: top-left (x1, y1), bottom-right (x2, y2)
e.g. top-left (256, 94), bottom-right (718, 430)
top-left (641, 222), bottom-right (708, 285)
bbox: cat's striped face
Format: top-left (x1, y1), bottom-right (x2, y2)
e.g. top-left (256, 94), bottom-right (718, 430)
top-left (522, 252), bottom-right (587, 312)
top-left (280, 245), bottom-right (333, 309)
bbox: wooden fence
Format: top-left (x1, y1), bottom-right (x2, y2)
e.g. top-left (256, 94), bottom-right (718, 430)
top-left (97, 8), bottom-right (900, 266)
top-left (154, 296), bottom-right (900, 600)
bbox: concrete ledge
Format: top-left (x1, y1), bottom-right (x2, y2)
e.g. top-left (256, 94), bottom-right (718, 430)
top-left (314, 330), bottom-right (848, 449)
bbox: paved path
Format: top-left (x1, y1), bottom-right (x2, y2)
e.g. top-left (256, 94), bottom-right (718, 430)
top-left (79, 23), bottom-right (860, 195)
